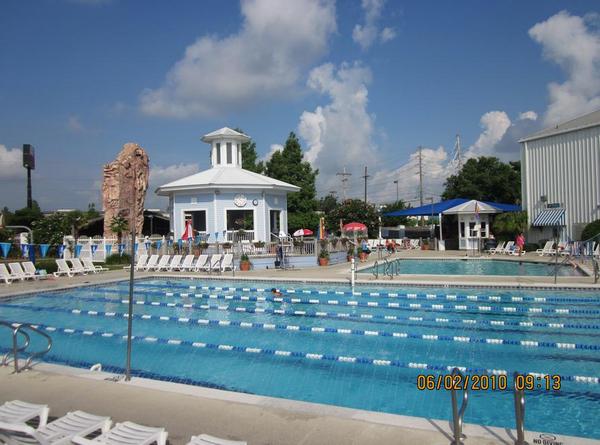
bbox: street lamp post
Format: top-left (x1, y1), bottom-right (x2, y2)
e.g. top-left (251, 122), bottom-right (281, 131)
top-left (393, 180), bottom-right (399, 202)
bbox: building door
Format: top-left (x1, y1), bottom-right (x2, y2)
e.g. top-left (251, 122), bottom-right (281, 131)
top-left (270, 210), bottom-right (281, 236)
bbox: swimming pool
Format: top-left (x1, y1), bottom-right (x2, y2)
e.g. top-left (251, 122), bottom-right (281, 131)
top-left (361, 258), bottom-right (585, 276)
top-left (1, 278), bottom-right (599, 439)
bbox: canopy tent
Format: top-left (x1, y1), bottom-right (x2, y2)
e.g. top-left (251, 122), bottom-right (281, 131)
top-left (443, 200), bottom-right (505, 215)
top-left (384, 198), bottom-right (520, 217)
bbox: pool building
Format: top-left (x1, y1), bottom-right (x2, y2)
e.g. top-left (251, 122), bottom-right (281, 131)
top-left (155, 127), bottom-right (300, 242)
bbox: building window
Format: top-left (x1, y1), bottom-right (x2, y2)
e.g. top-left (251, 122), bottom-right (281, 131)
top-left (216, 143), bottom-right (221, 164)
top-left (226, 210), bottom-right (254, 231)
top-left (226, 142), bottom-right (232, 164)
top-left (184, 211), bottom-right (207, 232)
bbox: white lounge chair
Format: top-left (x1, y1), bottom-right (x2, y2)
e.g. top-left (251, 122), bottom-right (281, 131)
top-left (127, 254), bottom-right (148, 271)
top-left (0, 410), bottom-right (111, 445)
top-left (193, 255), bottom-right (210, 272)
top-left (0, 264), bottom-right (14, 284)
top-left (594, 242), bottom-right (600, 259)
top-left (187, 434), bottom-right (246, 445)
top-left (69, 259), bottom-right (89, 275)
top-left (54, 259), bottom-right (74, 277)
top-left (178, 254), bottom-right (195, 271)
top-left (166, 254), bottom-right (183, 271)
top-left (73, 421), bottom-right (167, 445)
top-left (536, 241), bottom-right (555, 256)
top-left (153, 255), bottom-right (171, 271)
top-left (22, 261), bottom-right (41, 279)
top-left (221, 253), bottom-right (234, 272)
top-left (486, 241), bottom-right (505, 255)
top-left (9, 263), bottom-right (35, 281)
top-left (501, 241), bottom-right (515, 255)
top-left (143, 255), bottom-right (159, 271)
top-left (82, 258), bottom-right (109, 273)
top-left (0, 400), bottom-right (48, 427)
top-left (209, 254), bottom-right (222, 273)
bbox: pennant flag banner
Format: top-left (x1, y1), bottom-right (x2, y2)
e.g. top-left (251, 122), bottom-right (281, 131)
top-left (118, 244), bottom-right (126, 256)
top-left (214, 232), bottom-right (219, 241)
top-left (195, 234), bottom-right (201, 245)
top-left (145, 242), bottom-right (151, 251)
top-left (134, 243), bottom-right (139, 253)
top-left (21, 244), bottom-right (28, 258)
top-left (39, 244), bottom-right (50, 258)
top-left (105, 244), bottom-right (113, 257)
top-left (91, 244), bottom-right (98, 255)
top-left (155, 240), bottom-right (162, 250)
top-left (57, 245), bottom-right (65, 258)
top-left (0, 242), bottom-right (10, 258)
top-left (28, 244), bottom-right (36, 264)
top-left (74, 244), bottom-right (82, 258)
top-left (167, 239), bottom-right (173, 247)
top-left (177, 239), bottom-right (183, 250)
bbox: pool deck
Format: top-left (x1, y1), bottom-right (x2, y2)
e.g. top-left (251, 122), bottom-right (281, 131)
top-left (1, 249), bottom-right (599, 444)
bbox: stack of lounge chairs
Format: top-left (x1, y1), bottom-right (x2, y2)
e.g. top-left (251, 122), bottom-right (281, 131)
top-left (128, 253), bottom-right (235, 273)
top-left (0, 399), bottom-right (246, 445)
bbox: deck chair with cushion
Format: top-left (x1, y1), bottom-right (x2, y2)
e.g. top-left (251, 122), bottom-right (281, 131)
top-left (69, 259), bottom-right (89, 275)
top-left (221, 254), bottom-right (234, 272)
top-left (9, 263), bottom-right (36, 281)
top-left (54, 259), bottom-right (74, 277)
top-left (187, 434), bottom-right (247, 445)
top-left (153, 255), bottom-right (171, 271)
top-left (166, 254), bottom-right (183, 271)
top-left (73, 421), bottom-right (167, 445)
top-left (501, 241), bottom-right (515, 255)
top-left (178, 254), bottom-right (195, 271)
top-left (142, 255), bottom-right (159, 271)
top-left (0, 400), bottom-right (48, 428)
top-left (82, 258), bottom-right (109, 273)
top-left (193, 255), bottom-right (210, 272)
top-left (0, 264), bottom-right (14, 284)
top-left (209, 254), bottom-right (222, 273)
top-left (0, 410), bottom-right (111, 445)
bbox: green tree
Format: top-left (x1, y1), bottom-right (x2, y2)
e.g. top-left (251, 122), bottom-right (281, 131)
top-left (86, 203), bottom-right (100, 219)
top-left (442, 157), bottom-right (521, 204)
top-left (318, 194), bottom-right (339, 213)
top-left (265, 132), bottom-right (319, 232)
top-left (8, 201), bottom-right (44, 228)
top-left (234, 127), bottom-right (264, 173)
top-left (581, 219), bottom-right (600, 241)
top-left (32, 213), bottom-right (73, 245)
top-left (492, 211), bottom-right (528, 240)
top-left (380, 200), bottom-right (416, 227)
top-left (326, 199), bottom-right (380, 238)
top-left (109, 216), bottom-right (130, 244)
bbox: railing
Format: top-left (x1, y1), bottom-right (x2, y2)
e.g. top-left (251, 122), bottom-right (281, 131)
top-left (513, 372), bottom-right (527, 445)
top-left (226, 230), bottom-right (255, 242)
top-left (0, 321), bottom-right (52, 373)
top-left (450, 367), bottom-right (469, 445)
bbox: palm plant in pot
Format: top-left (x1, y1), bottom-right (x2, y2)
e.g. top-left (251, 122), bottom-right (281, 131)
top-left (239, 253), bottom-right (251, 271)
top-left (318, 249), bottom-right (330, 266)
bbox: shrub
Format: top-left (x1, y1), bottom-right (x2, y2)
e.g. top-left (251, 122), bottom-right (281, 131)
top-left (105, 253), bottom-right (131, 265)
top-left (33, 259), bottom-right (58, 274)
top-left (581, 219), bottom-right (600, 241)
top-left (319, 249), bottom-right (329, 259)
top-left (240, 253), bottom-right (250, 262)
top-left (524, 242), bottom-right (539, 252)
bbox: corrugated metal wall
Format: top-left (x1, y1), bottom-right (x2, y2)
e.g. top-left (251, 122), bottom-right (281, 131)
top-left (522, 126), bottom-right (600, 242)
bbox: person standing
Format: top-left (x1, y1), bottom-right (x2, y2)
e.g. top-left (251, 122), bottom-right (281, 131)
top-left (516, 233), bottom-right (525, 256)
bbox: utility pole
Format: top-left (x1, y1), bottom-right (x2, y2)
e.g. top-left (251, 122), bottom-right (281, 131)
top-left (336, 167), bottom-right (351, 200)
top-left (393, 180), bottom-right (399, 202)
top-left (22, 145), bottom-right (35, 209)
top-left (362, 166), bottom-right (370, 204)
top-left (453, 134), bottom-right (463, 172)
top-left (418, 146), bottom-right (424, 225)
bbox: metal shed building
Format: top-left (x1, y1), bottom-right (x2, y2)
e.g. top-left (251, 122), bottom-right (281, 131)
top-left (520, 109), bottom-right (600, 242)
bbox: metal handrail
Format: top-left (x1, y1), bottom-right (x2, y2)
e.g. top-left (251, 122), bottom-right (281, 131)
top-left (0, 321), bottom-right (52, 373)
top-left (513, 372), bottom-right (528, 445)
top-left (372, 258), bottom-right (389, 279)
top-left (450, 367), bottom-right (469, 445)
top-left (593, 259), bottom-right (599, 284)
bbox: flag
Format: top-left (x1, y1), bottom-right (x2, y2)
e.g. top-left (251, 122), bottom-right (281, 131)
top-left (39, 244), bottom-right (50, 258)
top-left (91, 244), bottom-right (98, 255)
top-left (0, 242), bottom-right (11, 258)
top-left (57, 245), bottom-right (65, 258)
top-left (474, 202), bottom-right (480, 220)
top-left (105, 244), bottom-right (112, 257)
top-left (74, 244), bottom-right (82, 258)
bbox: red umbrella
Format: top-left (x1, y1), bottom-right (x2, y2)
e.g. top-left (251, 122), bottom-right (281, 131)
top-left (293, 228), bottom-right (314, 237)
top-left (181, 220), bottom-right (193, 240)
top-left (342, 222), bottom-right (367, 232)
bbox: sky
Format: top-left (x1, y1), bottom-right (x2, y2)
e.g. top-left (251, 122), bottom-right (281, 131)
top-left (1, 0), bottom-right (600, 211)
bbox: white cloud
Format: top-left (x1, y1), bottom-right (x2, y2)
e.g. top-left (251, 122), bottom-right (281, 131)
top-left (67, 115), bottom-right (85, 132)
top-left (145, 163), bottom-right (201, 209)
top-left (0, 144), bottom-right (22, 180)
top-left (518, 110), bottom-right (538, 121)
top-left (464, 111), bottom-right (512, 158)
top-left (529, 11), bottom-right (600, 125)
top-left (262, 144), bottom-right (283, 162)
top-left (298, 62), bottom-right (376, 194)
top-left (140, 0), bottom-right (336, 118)
top-left (352, 0), bottom-right (395, 50)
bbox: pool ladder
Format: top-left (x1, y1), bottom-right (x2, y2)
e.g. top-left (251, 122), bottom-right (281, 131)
top-left (372, 259), bottom-right (399, 279)
top-left (0, 320), bottom-right (53, 373)
top-left (449, 369), bottom-right (528, 445)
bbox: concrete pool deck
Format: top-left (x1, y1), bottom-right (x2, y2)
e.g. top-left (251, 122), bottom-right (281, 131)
top-left (0, 250), bottom-right (599, 444)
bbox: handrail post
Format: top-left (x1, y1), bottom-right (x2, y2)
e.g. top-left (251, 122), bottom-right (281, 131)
top-left (513, 372), bottom-right (528, 445)
top-left (450, 368), bottom-right (468, 445)
top-left (350, 257), bottom-right (355, 290)
top-left (12, 326), bottom-right (20, 373)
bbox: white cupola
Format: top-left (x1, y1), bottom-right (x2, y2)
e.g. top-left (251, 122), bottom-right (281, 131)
top-left (201, 127), bottom-right (251, 168)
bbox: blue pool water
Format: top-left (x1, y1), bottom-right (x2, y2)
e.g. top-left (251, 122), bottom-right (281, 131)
top-left (1, 278), bottom-right (599, 439)
top-left (360, 258), bottom-right (585, 276)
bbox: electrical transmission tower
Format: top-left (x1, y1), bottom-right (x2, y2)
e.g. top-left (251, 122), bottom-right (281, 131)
top-left (452, 134), bottom-right (463, 172)
top-left (336, 167), bottom-right (351, 200)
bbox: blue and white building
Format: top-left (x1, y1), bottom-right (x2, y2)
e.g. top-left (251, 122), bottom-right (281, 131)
top-left (156, 127), bottom-right (300, 242)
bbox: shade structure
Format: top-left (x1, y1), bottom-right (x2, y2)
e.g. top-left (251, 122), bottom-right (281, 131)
top-left (181, 220), bottom-right (193, 240)
top-left (531, 208), bottom-right (566, 227)
top-left (443, 200), bottom-right (502, 215)
top-left (293, 228), bottom-right (314, 237)
top-left (342, 222), bottom-right (367, 232)
top-left (384, 198), bottom-right (521, 217)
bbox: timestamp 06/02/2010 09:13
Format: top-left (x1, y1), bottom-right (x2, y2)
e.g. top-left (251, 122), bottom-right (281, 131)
top-left (416, 373), bottom-right (562, 391)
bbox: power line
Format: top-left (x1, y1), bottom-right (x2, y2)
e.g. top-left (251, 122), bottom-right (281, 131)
top-left (362, 166), bottom-right (370, 203)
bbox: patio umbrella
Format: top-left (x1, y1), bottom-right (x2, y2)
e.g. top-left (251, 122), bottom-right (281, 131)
top-left (293, 228), bottom-right (314, 237)
top-left (342, 222), bottom-right (367, 233)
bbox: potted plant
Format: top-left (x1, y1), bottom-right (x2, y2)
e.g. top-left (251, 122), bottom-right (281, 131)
top-left (421, 239), bottom-right (430, 250)
top-left (347, 246), bottom-right (354, 262)
top-left (318, 249), bottom-right (330, 266)
top-left (222, 242), bottom-right (232, 251)
top-left (239, 253), bottom-right (251, 271)
top-left (199, 241), bottom-right (209, 252)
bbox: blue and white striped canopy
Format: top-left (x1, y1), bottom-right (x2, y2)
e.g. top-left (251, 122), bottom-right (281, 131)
top-left (531, 208), bottom-right (565, 227)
